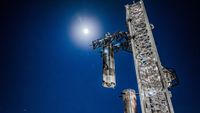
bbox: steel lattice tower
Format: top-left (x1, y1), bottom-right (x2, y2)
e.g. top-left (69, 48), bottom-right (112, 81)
top-left (91, 0), bottom-right (178, 113)
top-left (126, 1), bottom-right (176, 113)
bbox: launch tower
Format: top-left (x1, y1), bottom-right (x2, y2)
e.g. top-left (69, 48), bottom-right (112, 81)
top-left (91, 0), bottom-right (179, 113)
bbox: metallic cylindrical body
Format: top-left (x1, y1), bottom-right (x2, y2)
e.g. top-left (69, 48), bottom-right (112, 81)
top-left (102, 44), bottom-right (116, 88)
top-left (122, 89), bottom-right (137, 113)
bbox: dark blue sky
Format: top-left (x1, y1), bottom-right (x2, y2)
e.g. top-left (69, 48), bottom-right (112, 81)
top-left (1, 0), bottom-right (200, 113)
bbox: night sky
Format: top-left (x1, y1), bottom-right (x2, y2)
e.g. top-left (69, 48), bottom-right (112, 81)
top-left (1, 0), bottom-right (200, 113)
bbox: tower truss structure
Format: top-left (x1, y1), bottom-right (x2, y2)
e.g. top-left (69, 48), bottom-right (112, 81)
top-left (91, 0), bottom-right (178, 113)
top-left (126, 1), bottom-right (176, 113)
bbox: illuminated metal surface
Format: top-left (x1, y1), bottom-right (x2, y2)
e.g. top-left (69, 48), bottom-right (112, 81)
top-left (102, 44), bottom-right (116, 88)
top-left (126, 1), bottom-right (175, 113)
top-left (91, 0), bottom-right (178, 112)
top-left (92, 32), bottom-right (131, 88)
top-left (122, 89), bottom-right (137, 113)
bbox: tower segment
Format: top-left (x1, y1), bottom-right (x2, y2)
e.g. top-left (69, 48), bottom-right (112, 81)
top-left (125, 1), bottom-right (175, 113)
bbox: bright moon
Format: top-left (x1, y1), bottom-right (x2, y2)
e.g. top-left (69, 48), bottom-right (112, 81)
top-left (70, 16), bottom-right (101, 49)
top-left (83, 28), bottom-right (89, 34)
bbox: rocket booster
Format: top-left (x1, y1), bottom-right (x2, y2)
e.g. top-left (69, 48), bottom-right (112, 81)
top-left (102, 44), bottom-right (116, 88)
